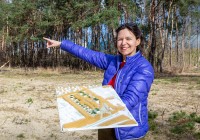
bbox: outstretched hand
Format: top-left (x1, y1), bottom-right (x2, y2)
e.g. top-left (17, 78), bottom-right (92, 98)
top-left (43, 37), bottom-right (61, 48)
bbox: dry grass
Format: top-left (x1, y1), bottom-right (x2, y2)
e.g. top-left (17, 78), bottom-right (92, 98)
top-left (0, 67), bottom-right (200, 140)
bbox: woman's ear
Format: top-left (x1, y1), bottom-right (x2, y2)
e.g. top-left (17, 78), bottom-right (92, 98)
top-left (136, 39), bottom-right (141, 46)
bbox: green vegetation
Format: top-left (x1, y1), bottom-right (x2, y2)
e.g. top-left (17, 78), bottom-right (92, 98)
top-left (0, 0), bottom-right (199, 72)
top-left (169, 111), bottom-right (195, 134)
top-left (169, 111), bottom-right (200, 139)
top-left (148, 110), bottom-right (158, 132)
top-left (164, 76), bottom-right (181, 83)
top-left (17, 133), bottom-right (25, 139)
top-left (0, 89), bottom-right (5, 94)
top-left (26, 98), bottom-right (33, 106)
top-left (80, 135), bottom-right (94, 140)
top-left (153, 79), bottom-right (171, 85)
top-left (194, 132), bottom-right (200, 140)
top-left (196, 80), bottom-right (200, 85)
top-left (149, 110), bottom-right (200, 139)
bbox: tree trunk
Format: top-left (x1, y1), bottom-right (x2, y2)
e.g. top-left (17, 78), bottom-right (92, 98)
top-left (162, 0), bottom-right (172, 72)
top-left (175, 6), bottom-right (179, 63)
top-left (1, 28), bottom-right (5, 51)
top-left (180, 20), bottom-right (186, 72)
top-left (197, 23), bottom-right (199, 68)
top-left (188, 18), bottom-right (191, 67)
top-left (148, 0), bottom-right (156, 69)
top-left (169, 6), bottom-right (174, 68)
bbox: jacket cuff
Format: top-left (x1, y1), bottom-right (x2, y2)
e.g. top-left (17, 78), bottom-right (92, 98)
top-left (60, 40), bottom-right (75, 51)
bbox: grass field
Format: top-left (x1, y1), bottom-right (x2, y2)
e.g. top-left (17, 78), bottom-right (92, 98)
top-left (0, 68), bottom-right (200, 140)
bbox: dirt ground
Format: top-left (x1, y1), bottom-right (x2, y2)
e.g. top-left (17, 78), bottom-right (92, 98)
top-left (0, 68), bottom-right (200, 140)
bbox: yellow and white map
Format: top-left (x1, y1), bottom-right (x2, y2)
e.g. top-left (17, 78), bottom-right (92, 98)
top-left (56, 85), bottom-right (138, 131)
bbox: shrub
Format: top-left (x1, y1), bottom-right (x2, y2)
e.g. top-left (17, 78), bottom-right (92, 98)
top-left (148, 110), bottom-right (158, 131)
top-left (168, 111), bottom-right (200, 139)
top-left (168, 111), bottom-right (195, 134)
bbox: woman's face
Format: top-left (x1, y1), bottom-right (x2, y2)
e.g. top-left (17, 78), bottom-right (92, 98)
top-left (117, 28), bottom-right (140, 61)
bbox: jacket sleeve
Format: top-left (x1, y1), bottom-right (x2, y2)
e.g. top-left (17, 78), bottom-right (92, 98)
top-left (60, 40), bottom-right (114, 70)
top-left (120, 63), bottom-right (154, 110)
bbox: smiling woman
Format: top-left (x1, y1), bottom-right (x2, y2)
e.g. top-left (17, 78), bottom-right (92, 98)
top-left (116, 25), bottom-right (142, 61)
top-left (116, 23), bottom-right (144, 59)
top-left (43, 22), bottom-right (154, 140)
top-left (117, 28), bottom-right (140, 61)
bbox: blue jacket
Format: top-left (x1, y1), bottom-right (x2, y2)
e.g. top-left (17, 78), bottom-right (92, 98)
top-left (61, 40), bottom-right (154, 140)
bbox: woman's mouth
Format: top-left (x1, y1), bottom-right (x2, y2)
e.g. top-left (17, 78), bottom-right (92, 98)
top-left (121, 47), bottom-right (128, 50)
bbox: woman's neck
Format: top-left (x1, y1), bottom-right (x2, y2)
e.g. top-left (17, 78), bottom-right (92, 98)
top-left (122, 56), bottom-right (126, 62)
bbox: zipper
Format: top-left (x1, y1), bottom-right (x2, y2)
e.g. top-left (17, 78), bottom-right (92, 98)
top-left (139, 103), bottom-right (142, 124)
top-left (114, 66), bottom-right (123, 140)
top-left (115, 69), bottom-right (122, 92)
top-left (114, 61), bottom-right (125, 140)
top-left (115, 60), bottom-right (126, 91)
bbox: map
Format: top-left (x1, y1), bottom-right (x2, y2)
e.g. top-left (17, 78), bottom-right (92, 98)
top-left (56, 85), bottom-right (138, 131)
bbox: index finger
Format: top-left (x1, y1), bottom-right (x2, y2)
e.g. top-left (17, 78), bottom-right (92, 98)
top-left (43, 37), bottom-right (51, 41)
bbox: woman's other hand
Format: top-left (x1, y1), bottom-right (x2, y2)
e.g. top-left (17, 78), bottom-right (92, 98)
top-left (43, 37), bottom-right (61, 48)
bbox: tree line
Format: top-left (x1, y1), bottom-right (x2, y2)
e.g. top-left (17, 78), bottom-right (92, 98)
top-left (0, 0), bottom-right (200, 72)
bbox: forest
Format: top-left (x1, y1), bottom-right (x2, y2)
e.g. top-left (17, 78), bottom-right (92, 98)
top-left (0, 0), bottom-right (200, 73)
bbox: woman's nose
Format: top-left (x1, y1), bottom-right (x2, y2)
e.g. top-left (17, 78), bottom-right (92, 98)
top-left (122, 39), bottom-right (126, 45)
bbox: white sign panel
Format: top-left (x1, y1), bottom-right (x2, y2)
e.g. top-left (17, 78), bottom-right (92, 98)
top-left (56, 86), bottom-right (138, 131)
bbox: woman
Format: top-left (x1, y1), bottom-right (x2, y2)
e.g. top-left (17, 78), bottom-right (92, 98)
top-left (44, 23), bottom-right (154, 140)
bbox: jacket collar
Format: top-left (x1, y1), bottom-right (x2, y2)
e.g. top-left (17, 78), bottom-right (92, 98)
top-left (117, 51), bottom-right (141, 63)
top-left (125, 51), bottom-right (142, 64)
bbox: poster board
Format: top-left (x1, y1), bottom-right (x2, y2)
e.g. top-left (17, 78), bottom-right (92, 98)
top-left (56, 85), bottom-right (138, 131)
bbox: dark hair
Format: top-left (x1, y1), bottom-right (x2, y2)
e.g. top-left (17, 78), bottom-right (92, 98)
top-left (115, 23), bottom-right (144, 54)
